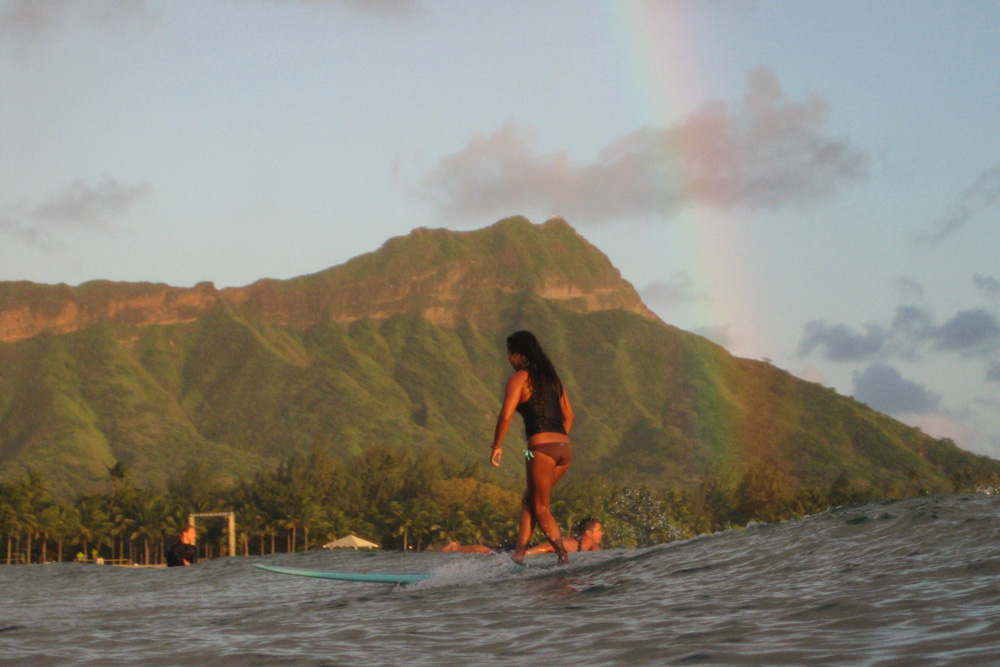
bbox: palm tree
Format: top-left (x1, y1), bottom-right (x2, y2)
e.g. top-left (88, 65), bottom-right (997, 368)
top-left (75, 496), bottom-right (111, 561)
top-left (434, 505), bottom-right (476, 547)
top-left (279, 515), bottom-right (298, 553)
top-left (128, 491), bottom-right (172, 565)
top-left (0, 491), bottom-right (20, 565)
top-left (40, 505), bottom-right (79, 563)
top-left (106, 502), bottom-right (134, 564)
top-left (37, 505), bottom-right (58, 564)
top-left (299, 496), bottom-right (325, 553)
top-left (276, 482), bottom-right (316, 553)
top-left (388, 501), bottom-right (409, 550)
top-left (389, 498), bottom-right (436, 551)
top-left (235, 508), bottom-right (265, 556)
top-left (19, 507), bottom-right (38, 564)
top-left (16, 470), bottom-right (51, 564)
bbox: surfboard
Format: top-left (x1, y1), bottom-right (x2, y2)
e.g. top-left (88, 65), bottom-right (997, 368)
top-left (253, 563), bottom-right (431, 584)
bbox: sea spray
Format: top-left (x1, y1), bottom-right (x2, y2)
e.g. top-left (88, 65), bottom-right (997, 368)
top-left (605, 487), bottom-right (685, 547)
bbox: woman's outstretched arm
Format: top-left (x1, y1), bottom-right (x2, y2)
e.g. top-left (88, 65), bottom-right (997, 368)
top-left (491, 369), bottom-right (528, 466)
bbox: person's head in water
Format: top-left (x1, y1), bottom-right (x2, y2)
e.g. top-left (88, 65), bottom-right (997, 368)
top-left (575, 518), bottom-right (604, 544)
top-left (506, 330), bottom-right (562, 396)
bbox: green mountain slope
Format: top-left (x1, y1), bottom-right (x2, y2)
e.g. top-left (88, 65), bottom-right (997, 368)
top-left (1, 217), bottom-right (996, 499)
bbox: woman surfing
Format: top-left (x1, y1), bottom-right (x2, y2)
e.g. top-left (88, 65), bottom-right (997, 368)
top-left (490, 330), bottom-right (574, 564)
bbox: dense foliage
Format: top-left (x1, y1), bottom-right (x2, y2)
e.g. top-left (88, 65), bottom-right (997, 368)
top-left (3, 453), bottom-right (997, 565)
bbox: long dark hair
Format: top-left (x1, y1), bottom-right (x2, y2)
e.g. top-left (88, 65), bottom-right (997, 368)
top-left (506, 330), bottom-right (563, 399)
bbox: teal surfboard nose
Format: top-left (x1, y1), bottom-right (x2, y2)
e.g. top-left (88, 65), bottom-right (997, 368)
top-left (253, 563), bottom-right (431, 584)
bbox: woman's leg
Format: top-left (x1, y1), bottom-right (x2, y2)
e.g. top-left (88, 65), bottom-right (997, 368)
top-left (512, 486), bottom-right (535, 565)
top-left (526, 451), bottom-right (572, 563)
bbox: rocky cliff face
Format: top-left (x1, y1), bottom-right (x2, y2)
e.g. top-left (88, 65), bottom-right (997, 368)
top-left (0, 281), bottom-right (222, 343)
top-left (0, 217), bottom-right (656, 342)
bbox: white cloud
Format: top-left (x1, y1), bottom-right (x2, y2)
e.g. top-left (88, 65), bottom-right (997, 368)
top-left (986, 361), bottom-right (1000, 384)
top-left (264, 0), bottom-right (421, 16)
top-left (852, 363), bottom-right (941, 415)
top-left (894, 276), bottom-right (925, 301)
top-left (919, 163), bottom-right (1000, 243)
top-left (801, 306), bottom-right (1000, 368)
top-left (419, 67), bottom-right (867, 224)
top-left (0, 175), bottom-right (150, 245)
top-left (639, 272), bottom-right (702, 309)
top-left (798, 321), bottom-right (890, 362)
top-left (0, 0), bottom-right (415, 42)
top-left (32, 176), bottom-right (150, 226)
top-left (0, 0), bottom-right (150, 39)
top-left (329, 0), bottom-right (421, 14)
top-left (974, 273), bottom-right (1000, 299)
top-left (0, 214), bottom-right (45, 245)
top-left (932, 309), bottom-right (1000, 356)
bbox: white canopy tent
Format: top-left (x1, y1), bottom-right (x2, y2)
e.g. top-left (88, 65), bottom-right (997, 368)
top-left (323, 534), bottom-right (380, 550)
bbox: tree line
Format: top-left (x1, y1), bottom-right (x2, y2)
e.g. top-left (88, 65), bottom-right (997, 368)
top-left (2, 444), bottom-right (995, 565)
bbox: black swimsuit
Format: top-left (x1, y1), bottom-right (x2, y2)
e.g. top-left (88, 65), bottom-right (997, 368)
top-left (515, 382), bottom-right (566, 438)
top-left (516, 382), bottom-right (572, 466)
top-left (166, 542), bottom-right (197, 567)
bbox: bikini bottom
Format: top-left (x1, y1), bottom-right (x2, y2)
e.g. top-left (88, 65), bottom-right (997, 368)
top-left (528, 441), bottom-right (573, 467)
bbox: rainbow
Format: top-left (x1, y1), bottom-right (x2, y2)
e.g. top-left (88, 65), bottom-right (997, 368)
top-left (603, 1), bottom-right (762, 359)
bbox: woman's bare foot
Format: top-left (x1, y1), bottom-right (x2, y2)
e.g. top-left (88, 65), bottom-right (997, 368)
top-left (511, 549), bottom-right (526, 566)
top-left (554, 539), bottom-right (569, 564)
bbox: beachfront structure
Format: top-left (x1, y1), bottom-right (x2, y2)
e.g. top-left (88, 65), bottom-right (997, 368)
top-left (323, 535), bottom-right (379, 549)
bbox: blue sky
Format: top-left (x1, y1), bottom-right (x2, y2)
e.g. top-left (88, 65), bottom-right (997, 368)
top-left (2, 0), bottom-right (999, 460)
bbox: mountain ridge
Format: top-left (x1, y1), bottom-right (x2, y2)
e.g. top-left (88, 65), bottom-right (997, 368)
top-left (0, 217), bottom-right (655, 343)
top-left (1, 217), bottom-right (997, 500)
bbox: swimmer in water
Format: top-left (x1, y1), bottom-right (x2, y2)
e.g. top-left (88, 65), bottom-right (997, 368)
top-left (439, 518), bottom-right (604, 556)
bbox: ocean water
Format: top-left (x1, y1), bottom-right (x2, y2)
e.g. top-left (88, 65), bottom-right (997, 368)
top-left (4, 494), bottom-right (1000, 666)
